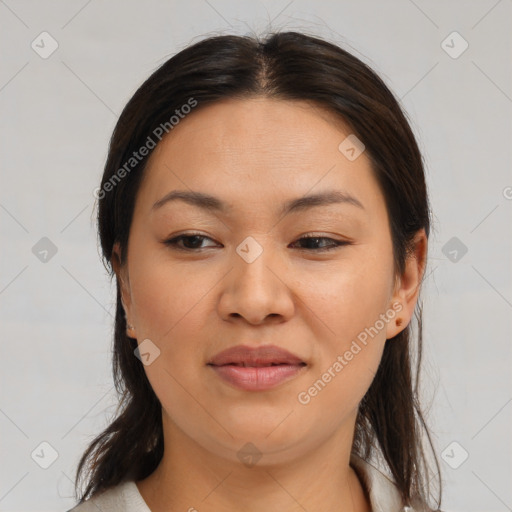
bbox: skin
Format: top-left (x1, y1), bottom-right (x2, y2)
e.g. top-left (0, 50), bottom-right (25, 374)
top-left (112, 97), bottom-right (427, 512)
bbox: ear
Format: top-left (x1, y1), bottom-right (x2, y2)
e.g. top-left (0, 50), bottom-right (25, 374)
top-left (111, 242), bottom-right (133, 324)
top-left (385, 228), bottom-right (428, 340)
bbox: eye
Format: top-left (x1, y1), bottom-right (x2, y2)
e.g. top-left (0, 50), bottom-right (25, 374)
top-left (290, 234), bottom-right (350, 252)
top-left (163, 233), bottom-right (351, 252)
top-left (164, 233), bottom-right (217, 251)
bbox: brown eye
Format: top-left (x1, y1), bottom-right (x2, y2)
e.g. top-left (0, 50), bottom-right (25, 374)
top-left (164, 234), bottom-right (350, 252)
top-left (291, 235), bottom-right (350, 252)
top-left (164, 234), bottom-right (218, 251)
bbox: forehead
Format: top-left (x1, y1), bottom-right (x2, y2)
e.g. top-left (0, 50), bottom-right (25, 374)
top-left (136, 97), bottom-right (386, 221)
top-left (149, 97), bottom-right (353, 161)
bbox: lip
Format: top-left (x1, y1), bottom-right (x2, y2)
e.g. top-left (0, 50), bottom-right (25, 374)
top-left (208, 344), bottom-right (305, 366)
top-left (210, 364), bottom-right (306, 391)
top-left (207, 344), bottom-right (307, 391)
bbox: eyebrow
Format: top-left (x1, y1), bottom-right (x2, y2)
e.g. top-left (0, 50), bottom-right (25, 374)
top-left (152, 189), bottom-right (365, 216)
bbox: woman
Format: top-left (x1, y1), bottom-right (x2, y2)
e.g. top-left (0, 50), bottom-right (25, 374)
top-left (68, 31), bottom-right (443, 512)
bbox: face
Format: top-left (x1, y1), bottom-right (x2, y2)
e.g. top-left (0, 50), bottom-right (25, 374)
top-left (115, 97), bottom-right (418, 466)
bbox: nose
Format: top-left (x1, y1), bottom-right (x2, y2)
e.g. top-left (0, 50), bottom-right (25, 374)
top-left (217, 239), bottom-right (295, 325)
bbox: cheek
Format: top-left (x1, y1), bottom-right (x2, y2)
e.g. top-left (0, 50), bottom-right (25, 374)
top-left (297, 247), bottom-right (393, 400)
top-left (305, 248), bottom-right (394, 343)
top-left (129, 254), bottom-right (208, 341)
top-left (127, 255), bottom-right (213, 418)
top-left (294, 271), bottom-right (390, 425)
top-left (127, 251), bottom-right (222, 393)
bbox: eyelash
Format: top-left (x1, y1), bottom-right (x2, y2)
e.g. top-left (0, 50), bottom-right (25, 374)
top-left (164, 233), bottom-right (351, 252)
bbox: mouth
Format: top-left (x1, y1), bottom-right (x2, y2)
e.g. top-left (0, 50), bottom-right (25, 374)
top-left (208, 363), bottom-right (307, 391)
top-left (213, 362), bottom-right (307, 367)
top-left (207, 344), bottom-right (306, 367)
top-left (207, 344), bottom-right (307, 391)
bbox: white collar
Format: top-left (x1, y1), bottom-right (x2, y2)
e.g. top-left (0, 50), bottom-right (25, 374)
top-left (71, 455), bottom-right (416, 511)
top-left (350, 452), bottom-right (415, 511)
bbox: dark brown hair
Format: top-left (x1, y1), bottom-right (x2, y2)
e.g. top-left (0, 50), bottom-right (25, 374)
top-left (75, 31), bottom-right (442, 510)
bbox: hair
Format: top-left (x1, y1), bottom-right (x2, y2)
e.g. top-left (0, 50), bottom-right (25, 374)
top-left (74, 30), bottom-right (442, 510)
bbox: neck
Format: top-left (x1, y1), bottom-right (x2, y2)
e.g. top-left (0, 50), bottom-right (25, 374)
top-left (136, 412), bottom-right (371, 512)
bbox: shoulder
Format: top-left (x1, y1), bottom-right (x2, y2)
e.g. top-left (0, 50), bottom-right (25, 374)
top-left (66, 480), bottom-right (151, 512)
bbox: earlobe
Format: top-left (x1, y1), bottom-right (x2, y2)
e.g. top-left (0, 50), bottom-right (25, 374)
top-left (385, 303), bottom-right (405, 340)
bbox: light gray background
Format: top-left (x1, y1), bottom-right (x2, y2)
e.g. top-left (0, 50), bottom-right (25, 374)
top-left (1, 1), bottom-right (511, 511)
